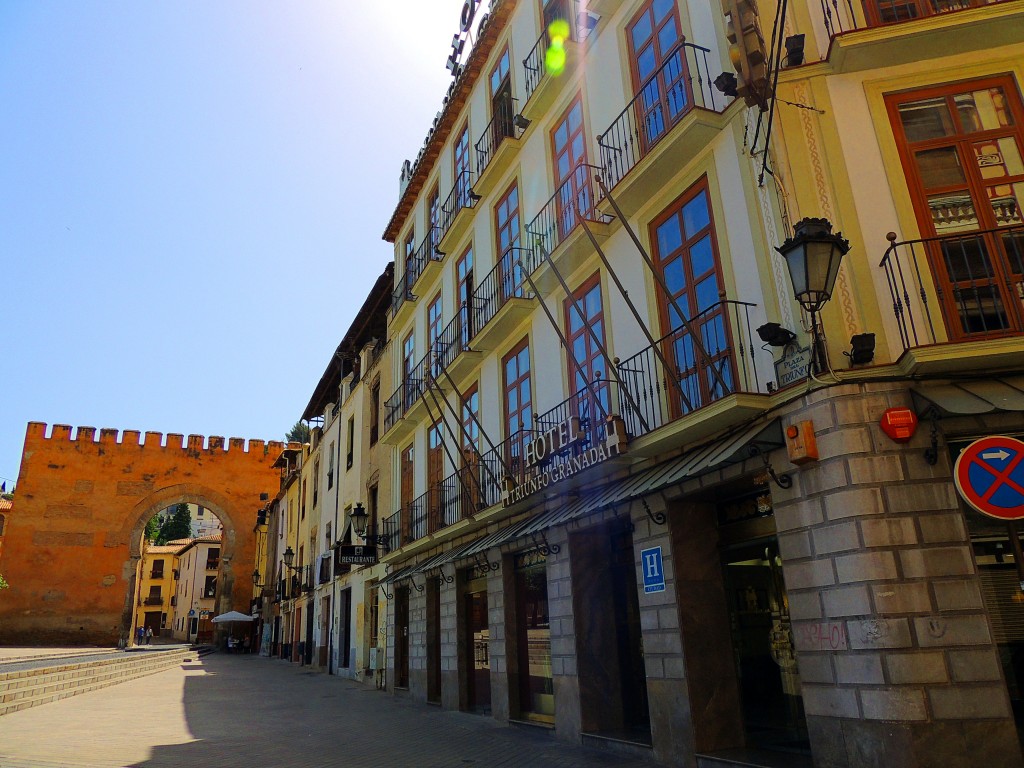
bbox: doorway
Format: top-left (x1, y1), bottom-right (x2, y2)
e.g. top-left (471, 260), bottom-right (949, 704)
top-left (463, 571), bottom-right (491, 713)
top-left (719, 496), bottom-right (807, 754)
top-left (395, 586), bottom-right (410, 689)
top-left (513, 550), bottom-right (553, 723)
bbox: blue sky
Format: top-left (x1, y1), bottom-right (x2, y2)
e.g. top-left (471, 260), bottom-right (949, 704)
top-left (0, 1), bottom-right (471, 487)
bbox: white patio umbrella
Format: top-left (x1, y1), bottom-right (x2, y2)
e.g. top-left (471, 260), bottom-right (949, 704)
top-left (211, 611), bottom-right (256, 651)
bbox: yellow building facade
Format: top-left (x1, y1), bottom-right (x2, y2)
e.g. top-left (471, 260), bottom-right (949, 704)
top-left (132, 543), bottom-right (178, 642)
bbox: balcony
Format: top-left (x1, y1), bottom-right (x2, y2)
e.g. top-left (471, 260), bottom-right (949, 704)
top-left (524, 164), bottom-right (612, 293)
top-left (520, 1), bottom-right (596, 120)
top-left (392, 228), bottom-right (444, 321)
top-left (821, 0), bottom-right (1022, 72)
top-left (879, 225), bottom-right (1024, 374)
top-left (614, 300), bottom-right (769, 456)
top-left (469, 248), bottom-right (537, 351)
top-left (597, 41), bottom-right (726, 212)
top-left (205, 560), bottom-right (219, 571)
top-left (381, 509), bottom-right (403, 553)
top-left (473, 97), bottom-right (524, 196)
top-left (433, 304), bottom-right (482, 385)
top-left (143, 596), bottom-right (163, 606)
top-left (149, 570), bottom-right (164, 580)
top-left (435, 170), bottom-right (480, 256)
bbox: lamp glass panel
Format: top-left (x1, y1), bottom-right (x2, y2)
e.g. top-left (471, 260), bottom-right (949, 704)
top-left (783, 244), bottom-right (808, 297)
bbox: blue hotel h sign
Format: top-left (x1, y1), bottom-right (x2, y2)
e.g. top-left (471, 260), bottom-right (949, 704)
top-left (640, 547), bottom-right (666, 594)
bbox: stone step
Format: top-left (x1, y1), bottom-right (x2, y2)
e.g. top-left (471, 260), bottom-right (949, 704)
top-left (0, 649), bottom-right (191, 716)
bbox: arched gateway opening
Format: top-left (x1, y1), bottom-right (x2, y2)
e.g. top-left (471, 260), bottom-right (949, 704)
top-left (0, 422), bottom-right (283, 646)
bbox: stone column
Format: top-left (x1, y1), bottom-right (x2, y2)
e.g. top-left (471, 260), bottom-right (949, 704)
top-left (774, 382), bottom-right (1022, 768)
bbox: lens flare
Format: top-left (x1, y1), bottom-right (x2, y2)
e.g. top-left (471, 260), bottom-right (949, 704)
top-left (548, 18), bottom-right (570, 43)
top-left (545, 19), bottom-right (570, 76)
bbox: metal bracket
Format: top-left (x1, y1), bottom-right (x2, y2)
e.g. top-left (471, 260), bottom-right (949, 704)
top-left (529, 532), bottom-right (561, 556)
top-left (411, 575), bottom-right (424, 593)
top-left (923, 407), bottom-right (941, 466)
top-left (435, 567), bottom-right (454, 585)
top-left (642, 497), bottom-right (667, 526)
top-left (378, 582), bottom-right (393, 600)
top-left (748, 444), bottom-right (793, 489)
top-left (473, 552), bottom-right (498, 573)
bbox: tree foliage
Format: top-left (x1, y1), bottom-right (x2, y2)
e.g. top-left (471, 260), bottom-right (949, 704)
top-left (286, 420), bottom-right (310, 444)
top-left (144, 515), bottom-right (161, 543)
top-left (156, 503), bottom-right (192, 544)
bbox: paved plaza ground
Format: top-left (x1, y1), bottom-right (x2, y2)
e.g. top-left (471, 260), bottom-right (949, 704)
top-left (0, 651), bottom-right (656, 768)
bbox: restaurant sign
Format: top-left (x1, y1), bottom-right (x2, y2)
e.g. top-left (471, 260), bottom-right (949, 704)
top-left (503, 415), bottom-right (629, 507)
top-left (336, 544), bottom-right (379, 566)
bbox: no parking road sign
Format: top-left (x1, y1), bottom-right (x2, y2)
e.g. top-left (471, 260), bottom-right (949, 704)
top-left (954, 436), bottom-right (1024, 520)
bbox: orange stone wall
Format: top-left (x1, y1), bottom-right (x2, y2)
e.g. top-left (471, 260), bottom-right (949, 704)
top-left (0, 422), bottom-right (284, 646)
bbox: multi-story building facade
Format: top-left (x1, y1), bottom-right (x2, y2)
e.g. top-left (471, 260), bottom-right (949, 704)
top-left (131, 543), bottom-right (178, 640)
top-left (172, 535), bottom-right (221, 644)
top-left (374, 1), bottom-right (1024, 766)
top-left (295, 264), bottom-right (394, 680)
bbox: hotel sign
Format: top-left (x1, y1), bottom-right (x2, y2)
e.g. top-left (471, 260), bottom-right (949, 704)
top-left (503, 415), bottom-right (629, 507)
top-left (446, 0), bottom-right (486, 75)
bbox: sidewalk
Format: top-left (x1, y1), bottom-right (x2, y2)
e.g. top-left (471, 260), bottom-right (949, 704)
top-left (0, 652), bottom-right (655, 768)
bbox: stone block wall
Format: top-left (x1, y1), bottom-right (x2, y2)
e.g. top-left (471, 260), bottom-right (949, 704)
top-left (772, 382), bottom-right (1022, 768)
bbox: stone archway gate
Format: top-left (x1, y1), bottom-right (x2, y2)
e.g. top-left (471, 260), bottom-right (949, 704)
top-left (0, 422), bottom-right (284, 646)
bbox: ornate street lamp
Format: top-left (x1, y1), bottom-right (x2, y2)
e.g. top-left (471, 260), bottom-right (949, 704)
top-left (349, 502), bottom-right (389, 553)
top-left (777, 217), bottom-right (850, 373)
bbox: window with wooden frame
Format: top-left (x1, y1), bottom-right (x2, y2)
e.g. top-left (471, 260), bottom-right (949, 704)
top-left (457, 246), bottom-right (475, 347)
top-left (428, 185), bottom-right (442, 246)
top-left (502, 338), bottom-right (533, 478)
top-left (627, 0), bottom-right (688, 150)
top-left (402, 331), bottom-right (416, 410)
top-left (327, 441), bottom-right (335, 488)
top-left (460, 383), bottom-right (482, 515)
top-left (369, 380), bottom-right (381, 445)
top-left (887, 76), bottom-right (1024, 339)
top-left (564, 272), bottom-right (609, 422)
top-left (428, 291), bottom-right (444, 376)
top-left (400, 444), bottom-right (414, 544)
top-left (552, 94), bottom-right (592, 239)
top-left (403, 229), bottom-right (416, 293)
top-left (427, 421), bottom-right (444, 532)
top-left (346, 417), bottom-right (355, 470)
top-left (496, 182), bottom-right (523, 301)
top-left (488, 47), bottom-right (514, 153)
top-left (863, 0), bottom-right (1002, 28)
top-left (650, 176), bottom-right (734, 416)
top-left (454, 123), bottom-right (472, 211)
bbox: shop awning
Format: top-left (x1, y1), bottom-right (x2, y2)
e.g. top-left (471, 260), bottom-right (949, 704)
top-left (912, 376), bottom-right (1024, 416)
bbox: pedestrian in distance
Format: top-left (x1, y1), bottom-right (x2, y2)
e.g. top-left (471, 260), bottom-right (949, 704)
top-left (136, 626), bottom-right (145, 646)
top-left (145, 626), bottom-right (153, 645)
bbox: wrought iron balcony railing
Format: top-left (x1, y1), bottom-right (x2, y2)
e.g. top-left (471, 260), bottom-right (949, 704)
top-left (439, 169), bottom-right (479, 243)
top-left (822, 0), bottom-right (1015, 37)
top-left (392, 228), bottom-right (442, 315)
top-left (598, 40), bottom-right (719, 191)
top-left (144, 596), bottom-right (163, 606)
top-left (476, 97), bottom-right (517, 179)
top-left (149, 570), bottom-right (164, 580)
top-left (382, 509), bottom-right (403, 553)
top-left (880, 225), bottom-right (1024, 350)
top-left (614, 300), bottom-right (763, 440)
top-left (522, 0), bottom-right (594, 104)
top-left (524, 164), bottom-right (610, 271)
top-left (472, 247), bottom-right (536, 331)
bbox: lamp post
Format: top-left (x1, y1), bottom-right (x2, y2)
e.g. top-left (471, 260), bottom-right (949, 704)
top-left (349, 502), bottom-right (389, 553)
top-left (776, 217), bottom-right (850, 375)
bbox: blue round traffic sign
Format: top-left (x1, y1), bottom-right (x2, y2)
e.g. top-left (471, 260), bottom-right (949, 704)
top-left (954, 436), bottom-right (1024, 520)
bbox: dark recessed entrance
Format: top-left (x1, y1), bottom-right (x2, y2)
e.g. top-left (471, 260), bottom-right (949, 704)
top-left (463, 569), bottom-right (491, 714)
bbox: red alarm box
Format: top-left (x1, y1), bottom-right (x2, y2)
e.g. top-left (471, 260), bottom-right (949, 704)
top-left (880, 407), bottom-right (918, 443)
top-left (786, 420), bottom-right (819, 465)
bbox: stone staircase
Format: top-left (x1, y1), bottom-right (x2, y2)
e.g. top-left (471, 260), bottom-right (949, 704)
top-left (0, 647), bottom-right (194, 716)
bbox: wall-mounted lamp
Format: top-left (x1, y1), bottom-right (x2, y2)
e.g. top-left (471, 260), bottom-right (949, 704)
top-left (777, 217), bottom-right (851, 374)
top-left (846, 333), bottom-right (876, 366)
top-left (252, 569), bottom-right (264, 588)
top-left (350, 502), bottom-right (390, 553)
top-left (281, 546), bottom-right (301, 573)
top-left (468, 189), bottom-right (482, 203)
top-left (784, 34), bottom-right (805, 66)
top-left (513, 113), bottom-right (531, 132)
top-left (714, 71), bottom-right (738, 97)
top-left (756, 322), bottom-right (798, 348)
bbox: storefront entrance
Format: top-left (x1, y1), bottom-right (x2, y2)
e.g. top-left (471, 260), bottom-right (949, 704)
top-left (513, 550), bottom-right (553, 723)
top-left (719, 495), bottom-right (807, 753)
top-left (463, 570), bottom-right (491, 713)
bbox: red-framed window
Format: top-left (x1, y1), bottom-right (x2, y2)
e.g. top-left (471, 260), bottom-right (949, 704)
top-left (496, 182), bottom-right (523, 300)
top-left (565, 272), bottom-right (609, 428)
top-left (400, 443), bottom-right (414, 544)
top-left (402, 331), bottom-right (416, 410)
top-left (887, 76), bottom-right (1024, 338)
top-left (552, 95), bottom-right (592, 237)
top-left (428, 291), bottom-right (444, 375)
top-left (427, 421), bottom-right (444, 532)
top-left (428, 186), bottom-right (441, 245)
top-left (863, 0), bottom-right (1003, 27)
top-left (490, 47), bottom-right (514, 146)
top-left (455, 123), bottom-right (472, 209)
top-left (503, 338), bottom-right (533, 478)
top-left (457, 246), bottom-right (475, 347)
top-left (627, 0), bottom-right (688, 149)
top-left (403, 229), bottom-right (415, 287)
top-left (460, 383), bottom-right (482, 514)
top-left (650, 177), bottom-right (734, 415)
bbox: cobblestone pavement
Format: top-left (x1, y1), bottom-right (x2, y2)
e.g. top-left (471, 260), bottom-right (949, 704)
top-left (0, 652), bottom-right (656, 768)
